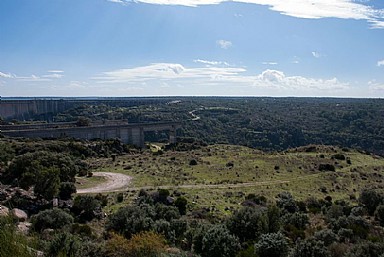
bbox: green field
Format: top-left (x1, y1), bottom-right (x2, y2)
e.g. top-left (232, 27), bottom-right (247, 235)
top-left (80, 144), bottom-right (384, 214)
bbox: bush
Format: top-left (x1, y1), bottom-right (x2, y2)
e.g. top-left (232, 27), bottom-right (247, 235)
top-left (106, 204), bottom-right (155, 239)
top-left (72, 195), bottom-right (101, 222)
top-left (47, 232), bottom-right (82, 257)
top-left (201, 225), bottom-right (241, 257)
top-left (276, 192), bottom-right (298, 214)
top-left (359, 189), bottom-right (383, 215)
top-left (227, 206), bottom-right (269, 243)
top-left (34, 166), bottom-right (60, 200)
top-left (254, 232), bottom-right (289, 257)
top-left (59, 182), bottom-right (77, 200)
top-left (0, 217), bottom-right (35, 257)
top-left (31, 208), bottom-right (74, 232)
top-left (106, 231), bottom-right (166, 257)
top-left (175, 197), bottom-right (188, 215)
top-left (282, 212), bottom-right (309, 230)
top-left (290, 238), bottom-right (331, 257)
top-left (116, 193), bottom-right (124, 203)
top-left (189, 159), bottom-right (197, 166)
top-left (314, 229), bottom-right (339, 246)
top-left (318, 164), bottom-right (335, 172)
top-left (155, 204), bottom-right (180, 222)
top-left (374, 205), bottom-right (384, 226)
top-left (345, 241), bottom-right (384, 257)
top-left (267, 205), bottom-right (281, 233)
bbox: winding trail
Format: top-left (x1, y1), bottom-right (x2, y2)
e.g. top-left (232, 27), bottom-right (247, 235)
top-left (77, 171), bottom-right (324, 194)
top-left (77, 172), bottom-right (132, 194)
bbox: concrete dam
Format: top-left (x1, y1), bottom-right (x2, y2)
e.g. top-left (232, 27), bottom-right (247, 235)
top-left (0, 98), bottom-right (182, 147)
top-left (1, 122), bottom-right (181, 148)
top-left (0, 97), bottom-right (176, 120)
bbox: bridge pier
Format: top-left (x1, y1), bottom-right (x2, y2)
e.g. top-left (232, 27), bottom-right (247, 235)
top-left (169, 126), bottom-right (177, 144)
top-left (131, 127), bottom-right (145, 148)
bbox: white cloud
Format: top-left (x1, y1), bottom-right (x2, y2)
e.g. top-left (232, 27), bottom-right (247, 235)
top-left (194, 59), bottom-right (230, 66)
top-left (108, 0), bottom-right (128, 4)
top-left (312, 51), bottom-right (321, 58)
top-left (92, 63), bottom-right (349, 94)
top-left (377, 59), bottom-right (384, 67)
top-left (0, 71), bottom-right (13, 78)
top-left (42, 74), bottom-right (64, 79)
top-left (112, 0), bottom-right (384, 29)
top-left (93, 63), bottom-right (245, 83)
top-left (262, 62), bottom-right (278, 65)
top-left (255, 69), bottom-right (349, 91)
top-left (217, 39), bottom-right (232, 49)
top-left (16, 75), bottom-right (51, 82)
top-left (47, 70), bottom-right (64, 73)
top-left (368, 80), bottom-right (384, 90)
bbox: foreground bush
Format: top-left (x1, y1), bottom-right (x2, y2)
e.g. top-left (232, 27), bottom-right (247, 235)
top-left (31, 208), bottom-right (74, 232)
top-left (254, 232), bottom-right (289, 257)
top-left (105, 231), bottom-right (166, 257)
top-left (0, 217), bottom-right (35, 257)
top-left (200, 225), bottom-right (240, 257)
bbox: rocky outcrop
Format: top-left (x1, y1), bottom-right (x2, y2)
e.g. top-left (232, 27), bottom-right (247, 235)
top-left (17, 222), bottom-right (32, 235)
top-left (11, 208), bottom-right (28, 222)
top-left (0, 205), bottom-right (9, 216)
top-left (0, 184), bottom-right (49, 215)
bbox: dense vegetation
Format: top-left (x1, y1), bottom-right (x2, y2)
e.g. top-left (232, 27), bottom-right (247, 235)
top-left (1, 97), bottom-right (384, 256)
top-left (42, 97), bottom-right (384, 155)
top-left (0, 137), bottom-right (384, 256)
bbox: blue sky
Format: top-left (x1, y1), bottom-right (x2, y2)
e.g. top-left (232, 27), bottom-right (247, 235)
top-left (1, 0), bottom-right (384, 97)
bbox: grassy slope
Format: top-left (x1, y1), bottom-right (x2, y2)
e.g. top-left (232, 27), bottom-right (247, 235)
top-left (81, 144), bottom-right (384, 215)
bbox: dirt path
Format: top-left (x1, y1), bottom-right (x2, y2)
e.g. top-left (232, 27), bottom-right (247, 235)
top-left (77, 172), bottom-right (132, 194)
top-left (77, 172), bottom-right (321, 194)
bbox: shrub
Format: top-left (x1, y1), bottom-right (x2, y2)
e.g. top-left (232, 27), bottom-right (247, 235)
top-left (31, 208), bottom-right (74, 232)
top-left (345, 241), bottom-right (384, 257)
top-left (155, 204), bottom-right (180, 222)
top-left (59, 182), bottom-right (77, 200)
top-left (245, 194), bottom-right (267, 206)
top-left (72, 195), bottom-right (101, 222)
top-left (290, 238), bottom-right (330, 257)
top-left (359, 189), bottom-right (383, 215)
top-left (106, 204), bottom-right (155, 239)
top-left (175, 197), bottom-right (188, 215)
top-left (189, 159), bottom-right (197, 166)
top-left (105, 231), bottom-right (167, 257)
top-left (201, 225), bottom-right (241, 257)
top-left (47, 232), bottom-right (82, 257)
top-left (116, 193), bottom-right (124, 203)
top-left (227, 206), bottom-right (269, 243)
top-left (374, 205), bottom-right (384, 226)
top-left (331, 154), bottom-right (346, 160)
top-left (276, 192), bottom-right (298, 214)
top-left (282, 212), bottom-right (309, 230)
top-left (314, 229), bottom-right (339, 246)
top-left (34, 166), bottom-right (61, 200)
top-left (267, 205), bottom-right (281, 233)
top-left (0, 217), bottom-right (35, 257)
top-left (318, 164), bottom-right (335, 172)
top-left (254, 232), bottom-right (289, 257)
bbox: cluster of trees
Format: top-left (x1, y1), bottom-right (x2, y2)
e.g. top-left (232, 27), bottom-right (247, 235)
top-left (0, 138), bottom-right (136, 210)
top-left (40, 97), bottom-right (384, 155)
top-left (2, 187), bottom-right (384, 257)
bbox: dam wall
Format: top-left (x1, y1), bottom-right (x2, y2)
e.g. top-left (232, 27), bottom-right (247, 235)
top-left (0, 98), bottom-right (175, 120)
top-left (1, 122), bottom-right (181, 148)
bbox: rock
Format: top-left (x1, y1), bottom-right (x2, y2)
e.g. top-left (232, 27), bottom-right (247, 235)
top-left (0, 205), bottom-right (9, 216)
top-left (17, 222), bottom-right (32, 235)
top-left (11, 208), bottom-right (28, 222)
